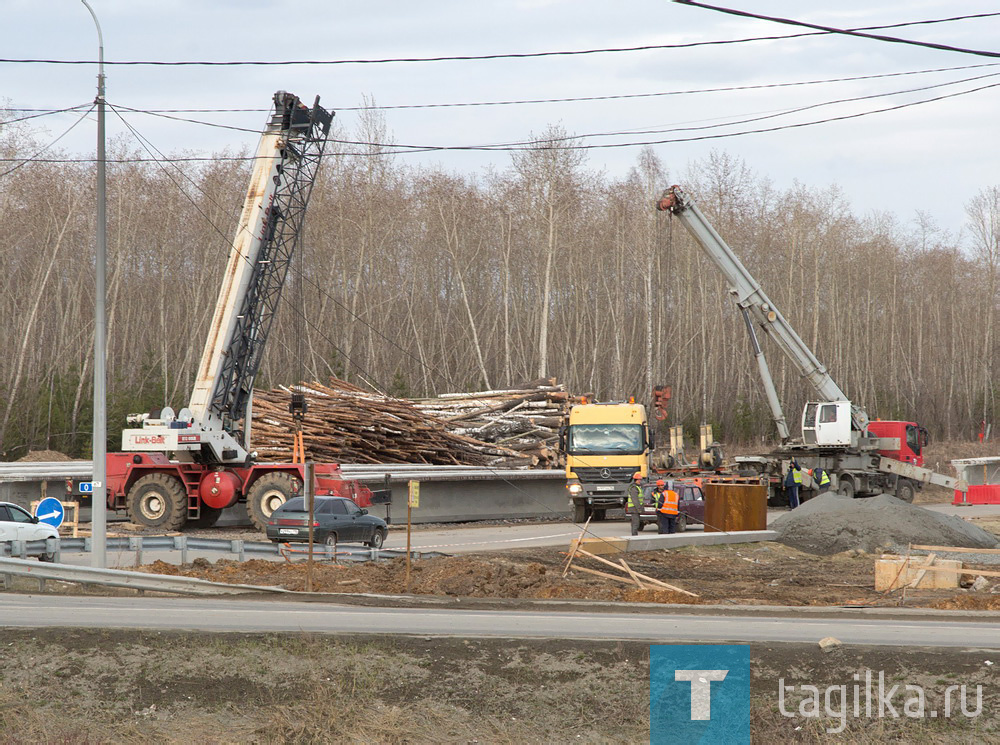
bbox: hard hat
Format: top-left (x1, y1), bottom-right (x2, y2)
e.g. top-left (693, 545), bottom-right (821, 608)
top-left (656, 479), bottom-right (666, 487)
top-left (632, 472), bottom-right (642, 480)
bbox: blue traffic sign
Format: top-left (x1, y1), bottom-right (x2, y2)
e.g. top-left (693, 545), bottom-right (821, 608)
top-left (78, 482), bottom-right (94, 494)
top-left (34, 497), bottom-right (65, 528)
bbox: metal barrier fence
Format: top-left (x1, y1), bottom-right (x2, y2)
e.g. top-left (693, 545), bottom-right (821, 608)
top-left (0, 556), bottom-right (289, 596)
top-left (1, 536), bottom-right (438, 565)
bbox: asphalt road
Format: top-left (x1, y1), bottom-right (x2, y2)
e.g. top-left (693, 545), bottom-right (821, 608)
top-left (382, 501), bottom-right (1000, 553)
top-left (4, 595), bottom-right (1000, 647)
top-left (43, 500), bottom-right (1000, 568)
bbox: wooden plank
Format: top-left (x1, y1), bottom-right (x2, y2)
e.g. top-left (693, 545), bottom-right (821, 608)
top-left (570, 565), bottom-right (639, 586)
top-left (907, 552), bottom-right (936, 589)
top-left (903, 564), bottom-right (1000, 579)
top-left (618, 559), bottom-right (647, 590)
top-left (575, 549), bottom-right (698, 597)
top-left (911, 544), bottom-right (1000, 555)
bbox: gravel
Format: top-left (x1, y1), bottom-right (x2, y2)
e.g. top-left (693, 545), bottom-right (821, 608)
top-left (772, 492), bottom-right (1000, 556)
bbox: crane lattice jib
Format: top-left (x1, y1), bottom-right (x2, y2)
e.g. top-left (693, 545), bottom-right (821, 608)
top-left (207, 92), bottom-right (333, 429)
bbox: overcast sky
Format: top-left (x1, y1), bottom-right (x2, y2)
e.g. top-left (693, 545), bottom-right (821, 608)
top-left (3, 0), bottom-right (999, 241)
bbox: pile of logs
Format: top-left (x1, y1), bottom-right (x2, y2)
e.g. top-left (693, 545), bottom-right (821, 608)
top-left (251, 378), bottom-right (568, 467)
top-left (411, 378), bottom-right (568, 467)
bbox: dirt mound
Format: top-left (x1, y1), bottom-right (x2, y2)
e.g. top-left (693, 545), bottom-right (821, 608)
top-left (16, 449), bottom-right (73, 462)
top-left (772, 492), bottom-right (1000, 555)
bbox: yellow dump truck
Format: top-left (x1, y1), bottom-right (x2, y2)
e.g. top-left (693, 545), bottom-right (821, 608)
top-left (559, 401), bottom-right (653, 522)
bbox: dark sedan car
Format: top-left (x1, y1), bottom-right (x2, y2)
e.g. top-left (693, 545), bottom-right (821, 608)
top-left (266, 496), bottom-right (388, 549)
top-left (628, 481), bottom-right (706, 531)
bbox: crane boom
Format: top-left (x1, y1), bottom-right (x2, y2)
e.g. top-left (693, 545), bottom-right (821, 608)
top-left (123, 91), bottom-right (333, 464)
top-left (655, 185), bottom-right (869, 434)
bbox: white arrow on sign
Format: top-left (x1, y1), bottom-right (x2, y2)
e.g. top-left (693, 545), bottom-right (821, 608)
top-left (37, 510), bottom-right (61, 521)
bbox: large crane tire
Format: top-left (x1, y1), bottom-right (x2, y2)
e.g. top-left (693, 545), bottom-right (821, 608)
top-left (246, 472), bottom-right (300, 533)
top-left (127, 473), bottom-right (189, 530)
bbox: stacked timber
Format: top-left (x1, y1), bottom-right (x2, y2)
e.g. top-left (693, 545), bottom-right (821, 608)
top-left (251, 379), bottom-right (542, 467)
top-left (411, 378), bottom-right (569, 467)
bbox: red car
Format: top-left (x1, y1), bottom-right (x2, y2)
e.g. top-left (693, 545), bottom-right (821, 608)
top-left (627, 480), bottom-right (706, 532)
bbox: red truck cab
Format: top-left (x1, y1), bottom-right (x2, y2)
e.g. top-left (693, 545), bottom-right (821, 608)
top-left (866, 421), bottom-right (927, 467)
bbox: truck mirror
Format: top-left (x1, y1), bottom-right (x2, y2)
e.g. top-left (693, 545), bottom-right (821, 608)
top-left (558, 426), bottom-right (566, 451)
top-left (647, 428), bottom-right (655, 450)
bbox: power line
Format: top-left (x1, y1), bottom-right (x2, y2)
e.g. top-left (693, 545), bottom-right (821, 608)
top-left (0, 104), bottom-right (92, 125)
top-left (2, 11), bottom-right (998, 67)
top-left (3, 75), bottom-right (996, 167)
top-left (674, 2), bottom-right (1000, 59)
top-left (102, 62), bottom-right (1000, 117)
top-left (0, 105), bottom-right (95, 178)
top-left (495, 69), bottom-right (1000, 145)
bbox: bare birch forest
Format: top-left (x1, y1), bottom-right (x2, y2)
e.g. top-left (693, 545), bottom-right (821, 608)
top-left (2, 115), bottom-right (998, 459)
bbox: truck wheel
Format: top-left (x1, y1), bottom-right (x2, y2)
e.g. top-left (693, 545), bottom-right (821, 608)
top-left (189, 506), bottom-right (223, 529)
top-left (837, 477), bottom-right (856, 499)
top-left (127, 473), bottom-right (188, 530)
top-left (675, 512), bottom-right (688, 532)
top-left (895, 481), bottom-right (916, 503)
top-left (246, 472), bottom-right (300, 532)
top-left (573, 503), bottom-right (587, 523)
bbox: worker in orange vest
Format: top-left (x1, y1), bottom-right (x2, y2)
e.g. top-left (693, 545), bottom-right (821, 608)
top-left (651, 479), bottom-right (679, 534)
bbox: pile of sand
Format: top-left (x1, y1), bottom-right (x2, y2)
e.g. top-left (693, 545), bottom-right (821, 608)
top-left (772, 492), bottom-right (1000, 555)
top-left (15, 450), bottom-right (73, 462)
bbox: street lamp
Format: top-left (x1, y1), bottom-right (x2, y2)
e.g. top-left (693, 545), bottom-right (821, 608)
top-left (81, 0), bottom-right (107, 568)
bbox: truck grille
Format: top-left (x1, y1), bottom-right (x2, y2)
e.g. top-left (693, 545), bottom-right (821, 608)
top-left (574, 467), bottom-right (635, 483)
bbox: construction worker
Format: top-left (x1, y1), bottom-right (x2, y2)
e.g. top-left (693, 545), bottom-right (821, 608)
top-left (784, 460), bottom-right (802, 509)
top-left (652, 479), bottom-right (679, 534)
top-left (813, 466), bottom-right (831, 494)
top-left (627, 472), bottom-right (644, 536)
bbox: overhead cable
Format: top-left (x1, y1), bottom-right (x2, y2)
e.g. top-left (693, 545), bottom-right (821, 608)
top-left (674, 1), bottom-right (1000, 59)
top-left (1, 11), bottom-right (998, 66)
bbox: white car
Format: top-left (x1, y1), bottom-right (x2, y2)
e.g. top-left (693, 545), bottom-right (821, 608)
top-left (0, 502), bottom-right (58, 561)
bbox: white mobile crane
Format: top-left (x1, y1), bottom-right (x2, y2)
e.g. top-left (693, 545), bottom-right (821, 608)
top-left (105, 91), bottom-right (385, 531)
top-left (655, 185), bottom-right (965, 503)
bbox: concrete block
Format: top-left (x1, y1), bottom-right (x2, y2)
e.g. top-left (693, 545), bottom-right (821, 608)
top-left (574, 537), bottom-right (628, 555)
top-left (875, 557), bottom-right (962, 591)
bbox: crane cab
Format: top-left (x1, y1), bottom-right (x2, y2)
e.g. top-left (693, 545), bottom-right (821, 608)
top-left (802, 401), bottom-right (852, 446)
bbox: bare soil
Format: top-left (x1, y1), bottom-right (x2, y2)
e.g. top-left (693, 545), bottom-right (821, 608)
top-left (0, 630), bottom-right (995, 743)
top-left (136, 538), bottom-right (1000, 610)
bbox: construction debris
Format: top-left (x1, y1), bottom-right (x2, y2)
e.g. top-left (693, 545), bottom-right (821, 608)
top-left (252, 378), bottom-right (564, 467)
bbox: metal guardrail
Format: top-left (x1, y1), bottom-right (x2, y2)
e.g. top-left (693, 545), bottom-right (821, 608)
top-left (0, 556), bottom-right (288, 596)
top-left (1, 535), bottom-right (437, 565)
top-left (0, 461), bottom-right (564, 484)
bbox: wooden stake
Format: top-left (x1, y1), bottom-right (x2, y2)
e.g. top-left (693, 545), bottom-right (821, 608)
top-left (561, 515), bottom-right (592, 577)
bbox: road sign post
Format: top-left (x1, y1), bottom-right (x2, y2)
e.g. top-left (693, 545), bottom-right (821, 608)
top-left (406, 480), bottom-right (419, 590)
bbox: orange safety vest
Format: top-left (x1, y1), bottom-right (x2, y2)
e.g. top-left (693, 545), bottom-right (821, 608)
top-left (655, 489), bottom-right (679, 515)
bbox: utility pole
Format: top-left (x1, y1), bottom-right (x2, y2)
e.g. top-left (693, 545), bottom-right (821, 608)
top-left (81, 0), bottom-right (107, 568)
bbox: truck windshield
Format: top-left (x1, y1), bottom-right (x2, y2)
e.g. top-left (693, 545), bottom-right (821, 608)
top-left (567, 424), bottom-right (644, 455)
